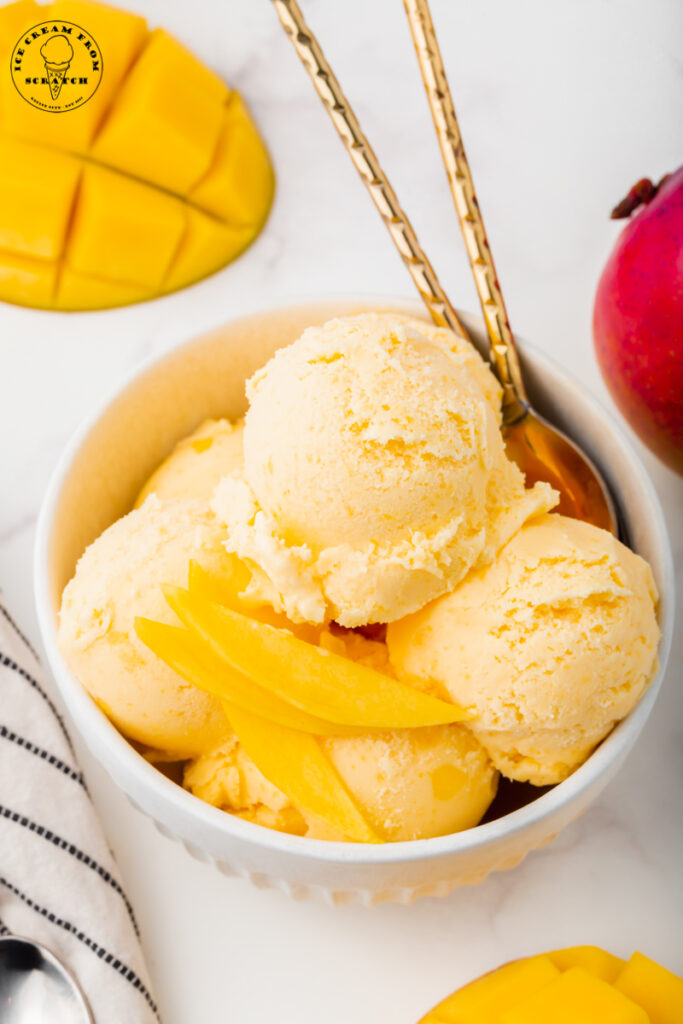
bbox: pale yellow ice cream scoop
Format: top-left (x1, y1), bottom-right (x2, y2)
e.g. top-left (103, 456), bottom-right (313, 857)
top-left (215, 313), bottom-right (556, 626)
top-left (58, 497), bottom-right (234, 758)
top-left (387, 514), bottom-right (660, 785)
top-left (134, 418), bottom-right (244, 506)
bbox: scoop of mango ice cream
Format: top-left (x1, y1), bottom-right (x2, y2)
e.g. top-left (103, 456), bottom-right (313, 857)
top-left (58, 496), bottom-right (234, 758)
top-left (213, 313), bottom-right (557, 626)
top-left (387, 514), bottom-right (660, 785)
top-left (135, 418), bottom-right (244, 506)
top-left (185, 723), bottom-right (497, 842)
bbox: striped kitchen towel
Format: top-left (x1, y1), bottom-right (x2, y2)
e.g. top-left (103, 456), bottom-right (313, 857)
top-left (0, 601), bottom-right (159, 1023)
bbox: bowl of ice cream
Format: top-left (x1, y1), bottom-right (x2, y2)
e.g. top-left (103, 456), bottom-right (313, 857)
top-left (34, 296), bottom-right (673, 904)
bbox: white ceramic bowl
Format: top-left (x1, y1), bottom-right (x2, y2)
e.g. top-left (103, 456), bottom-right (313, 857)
top-left (35, 296), bottom-right (674, 906)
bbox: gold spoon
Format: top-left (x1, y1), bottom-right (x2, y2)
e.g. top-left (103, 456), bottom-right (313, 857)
top-left (271, 0), bottom-right (617, 533)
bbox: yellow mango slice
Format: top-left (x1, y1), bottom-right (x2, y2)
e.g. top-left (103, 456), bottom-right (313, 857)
top-left (164, 587), bottom-right (472, 729)
top-left (190, 95), bottom-right (275, 225)
top-left (67, 164), bottom-right (185, 288)
top-left (92, 30), bottom-right (226, 194)
top-left (187, 560), bottom-right (321, 642)
top-left (419, 957), bottom-right (560, 1023)
top-left (223, 703), bottom-right (380, 843)
top-left (615, 952), bottom-right (683, 1024)
top-left (135, 617), bottom-right (361, 738)
top-left (502, 966), bottom-right (650, 1024)
top-left (0, 250), bottom-right (58, 307)
top-left (0, 0), bottom-right (273, 310)
top-left (162, 209), bottom-right (254, 294)
top-left (549, 945), bottom-right (625, 983)
top-left (56, 267), bottom-right (148, 311)
top-left (0, 138), bottom-right (81, 260)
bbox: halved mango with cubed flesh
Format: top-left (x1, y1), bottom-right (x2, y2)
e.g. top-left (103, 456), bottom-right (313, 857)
top-left (0, 0), bottom-right (273, 310)
top-left (163, 586), bottom-right (473, 729)
top-left (223, 703), bottom-right (380, 843)
top-left (421, 947), bottom-right (682, 1023)
top-left (135, 617), bottom-right (362, 738)
top-left (614, 952), bottom-right (683, 1024)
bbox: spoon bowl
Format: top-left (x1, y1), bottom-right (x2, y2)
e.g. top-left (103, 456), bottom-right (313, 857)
top-left (0, 936), bottom-right (92, 1024)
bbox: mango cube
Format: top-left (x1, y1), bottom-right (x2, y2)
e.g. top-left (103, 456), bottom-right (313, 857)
top-left (420, 957), bottom-right (560, 1023)
top-left (67, 165), bottom-right (186, 289)
top-left (92, 30), bottom-right (226, 194)
top-left (0, 0), bottom-right (273, 310)
top-left (190, 95), bottom-right (275, 225)
top-left (0, 138), bottom-right (81, 260)
top-left (502, 967), bottom-right (649, 1024)
top-left (549, 945), bottom-right (625, 983)
top-left (615, 952), bottom-right (683, 1024)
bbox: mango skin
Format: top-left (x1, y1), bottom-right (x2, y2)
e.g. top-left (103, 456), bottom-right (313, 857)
top-left (0, 1), bottom-right (274, 310)
top-left (420, 947), bottom-right (682, 1023)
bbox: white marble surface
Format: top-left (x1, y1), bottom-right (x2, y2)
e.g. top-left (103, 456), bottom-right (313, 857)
top-left (1, 0), bottom-right (682, 1020)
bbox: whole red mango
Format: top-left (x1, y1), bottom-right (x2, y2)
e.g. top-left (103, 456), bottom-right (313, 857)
top-left (593, 167), bottom-right (683, 474)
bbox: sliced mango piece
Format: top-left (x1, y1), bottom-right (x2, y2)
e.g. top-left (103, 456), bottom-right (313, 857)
top-left (190, 95), bottom-right (275, 225)
top-left (0, 1), bottom-right (273, 310)
top-left (0, 138), bottom-right (81, 260)
top-left (0, 249), bottom-right (58, 307)
top-left (187, 560), bottom-right (320, 642)
top-left (135, 617), bottom-right (361, 738)
top-left (223, 703), bottom-right (380, 843)
top-left (420, 957), bottom-right (560, 1023)
top-left (549, 945), bottom-right (625, 983)
top-left (614, 952), bottom-right (683, 1024)
top-left (67, 164), bottom-right (185, 288)
top-left (92, 30), bottom-right (227, 194)
top-left (502, 967), bottom-right (650, 1024)
top-left (164, 587), bottom-right (473, 729)
top-left (162, 208), bottom-right (254, 294)
top-left (56, 266), bottom-right (148, 310)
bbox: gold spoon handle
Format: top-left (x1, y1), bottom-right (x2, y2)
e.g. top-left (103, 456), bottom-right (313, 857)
top-left (270, 0), bottom-right (468, 338)
top-left (403, 0), bottom-right (528, 422)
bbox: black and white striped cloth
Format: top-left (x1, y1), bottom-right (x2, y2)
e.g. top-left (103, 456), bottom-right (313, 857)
top-left (0, 602), bottom-right (159, 1023)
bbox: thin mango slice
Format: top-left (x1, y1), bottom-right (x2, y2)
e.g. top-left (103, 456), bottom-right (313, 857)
top-left (502, 967), bottom-right (649, 1024)
top-left (135, 617), bottom-right (361, 738)
top-left (615, 952), bottom-right (683, 1024)
top-left (223, 703), bottom-right (380, 843)
top-left (164, 586), bottom-right (473, 729)
top-left (0, 0), bottom-right (273, 310)
top-left (187, 560), bottom-right (320, 642)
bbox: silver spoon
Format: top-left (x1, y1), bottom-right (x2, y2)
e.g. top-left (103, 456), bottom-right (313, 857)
top-left (0, 935), bottom-right (92, 1024)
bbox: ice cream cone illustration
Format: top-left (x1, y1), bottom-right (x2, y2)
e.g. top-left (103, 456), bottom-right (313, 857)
top-left (40, 37), bottom-right (74, 100)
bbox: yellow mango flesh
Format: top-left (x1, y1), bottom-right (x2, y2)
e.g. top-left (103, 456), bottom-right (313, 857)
top-left (501, 967), bottom-right (649, 1024)
top-left (135, 617), bottom-right (362, 738)
top-left (420, 957), bottom-right (561, 1023)
top-left (0, 0), bottom-right (273, 310)
top-left (164, 586), bottom-right (472, 729)
top-left (548, 945), bottom-right (625, 983)
top-left (422, 948), bottom-right (682, 1023)
top-left (222, 704), bottom-right (380, 843)
top-left (614, 953), bottom-right (683, 1024)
